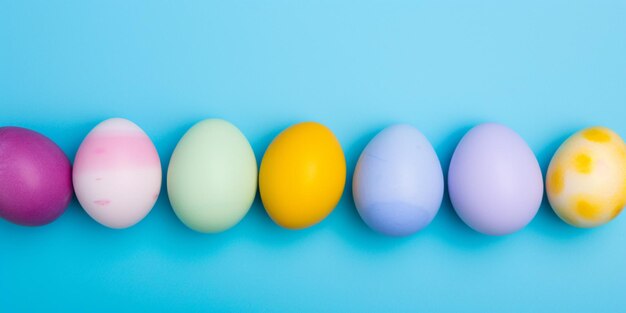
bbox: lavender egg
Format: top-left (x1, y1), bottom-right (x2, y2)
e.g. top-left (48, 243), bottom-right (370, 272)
top-left (448, 123), bottom-right (543, 235)
top-left (0, 127), bottom-right (73, 226)
top-left (353, 124), bottom-right (444, 236)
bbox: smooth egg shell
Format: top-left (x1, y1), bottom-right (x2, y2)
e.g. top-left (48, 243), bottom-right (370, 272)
top-left (259, 122), bottom-right (346, 229)
top-left (546, 127), bottom-right (626, 227)
top-left (448, 123), bottom-right (543, 235)
top-left (353, 124), bottom-right (444, 236)
top-left (73, 118), bottom-right (162, 229)
top-left (0, 127), bottom-right (73, 226)
top-left (167, 119), bottom-right (257, 233)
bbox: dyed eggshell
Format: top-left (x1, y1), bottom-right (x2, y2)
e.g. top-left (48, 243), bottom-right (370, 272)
top-left (73, 118), bottom-right (162, 229)
top-left (546, 127), bottom-right (626, 227)
top-left (448, 123), bottom-right (543, 235)
top-left (259, 122), bottom-right (346, 229)
top-left (353, 125), bottom-right (444, 236)
top-left (167, 119), bottom-right (257, 233)
top-left (0, 127), bottom-right (73, 226)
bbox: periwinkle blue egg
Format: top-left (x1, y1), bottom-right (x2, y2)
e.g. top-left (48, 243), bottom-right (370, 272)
top-left (352, 124), bottom-right (444, 236)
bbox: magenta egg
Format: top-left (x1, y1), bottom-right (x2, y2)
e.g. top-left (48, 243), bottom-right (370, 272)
top-left (0, 127), bottom-right (73, 226)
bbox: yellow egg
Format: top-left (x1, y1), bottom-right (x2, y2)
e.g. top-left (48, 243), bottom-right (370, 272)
top-left (546, 126), bottom-right (626, 227)
top-left (259, 122), bottom-right (346, 229)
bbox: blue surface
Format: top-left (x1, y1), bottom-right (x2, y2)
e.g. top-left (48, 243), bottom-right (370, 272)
top-left (1, 1), bottom-right (625, 312)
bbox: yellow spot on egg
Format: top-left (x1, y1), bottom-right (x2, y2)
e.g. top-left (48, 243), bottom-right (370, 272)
top-left (582, 128), bottom-right (611, 143)
top-left (576, 198), bottom-right (602, 221)
top-left (573, 153), bottom-right (592, 174)
top-left (547, 166), bottom-right (565, 195)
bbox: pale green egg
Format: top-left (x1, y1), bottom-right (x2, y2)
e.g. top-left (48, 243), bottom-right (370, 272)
top-left (167, 119), bottom-right (257, 233)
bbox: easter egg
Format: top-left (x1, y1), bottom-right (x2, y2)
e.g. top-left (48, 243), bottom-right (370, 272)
top-left (353, 124), bottom-right (444, 236)
top-left (448, 123), bottom-right (543, 235)
top-left (73, 118), bottom-right (162, 229)
top-left (259, 122), bottom-right (346, 229)
top-left (167, 119), bottom-right (257, 233)
top-left (0, 127), bottom-right (73, 226)
top-left (546, 127), bottom-right (626, 227)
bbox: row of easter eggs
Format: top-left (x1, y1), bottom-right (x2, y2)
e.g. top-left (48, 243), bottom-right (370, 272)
top-left (0, 118), bottom-right (625, 236)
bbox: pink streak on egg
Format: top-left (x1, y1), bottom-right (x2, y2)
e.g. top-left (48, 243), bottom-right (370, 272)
top-left (73, 120), bottom-right (160, 173)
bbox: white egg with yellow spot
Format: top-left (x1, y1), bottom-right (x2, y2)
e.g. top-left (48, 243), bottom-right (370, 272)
top-left (546, 127), bottom-right (626, 227)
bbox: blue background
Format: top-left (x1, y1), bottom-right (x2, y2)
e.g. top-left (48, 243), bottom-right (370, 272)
top-left (1, 1), bottom-right (625, 312)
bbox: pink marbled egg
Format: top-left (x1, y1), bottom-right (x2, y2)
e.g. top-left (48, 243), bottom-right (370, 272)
top-left (73, 118), bottom-right (162, 228)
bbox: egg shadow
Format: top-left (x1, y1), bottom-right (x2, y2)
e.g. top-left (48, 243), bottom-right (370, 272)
top-left (333, 124), bottom-right (421, 251)
top-left (242, 122), bottom-right (326, 246)
top-left (37, 119), bottom-right (103, 232)
top-left (333, 122), bottom-right (470, 252)
top-left (57, 118), bottom-right (136, 239)
top-left (145, 120), bottom-right (257, 259)
top-left (526, 127), bottom-right (598, 240)
top-left (425, 123), bottom-right (513, 250)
